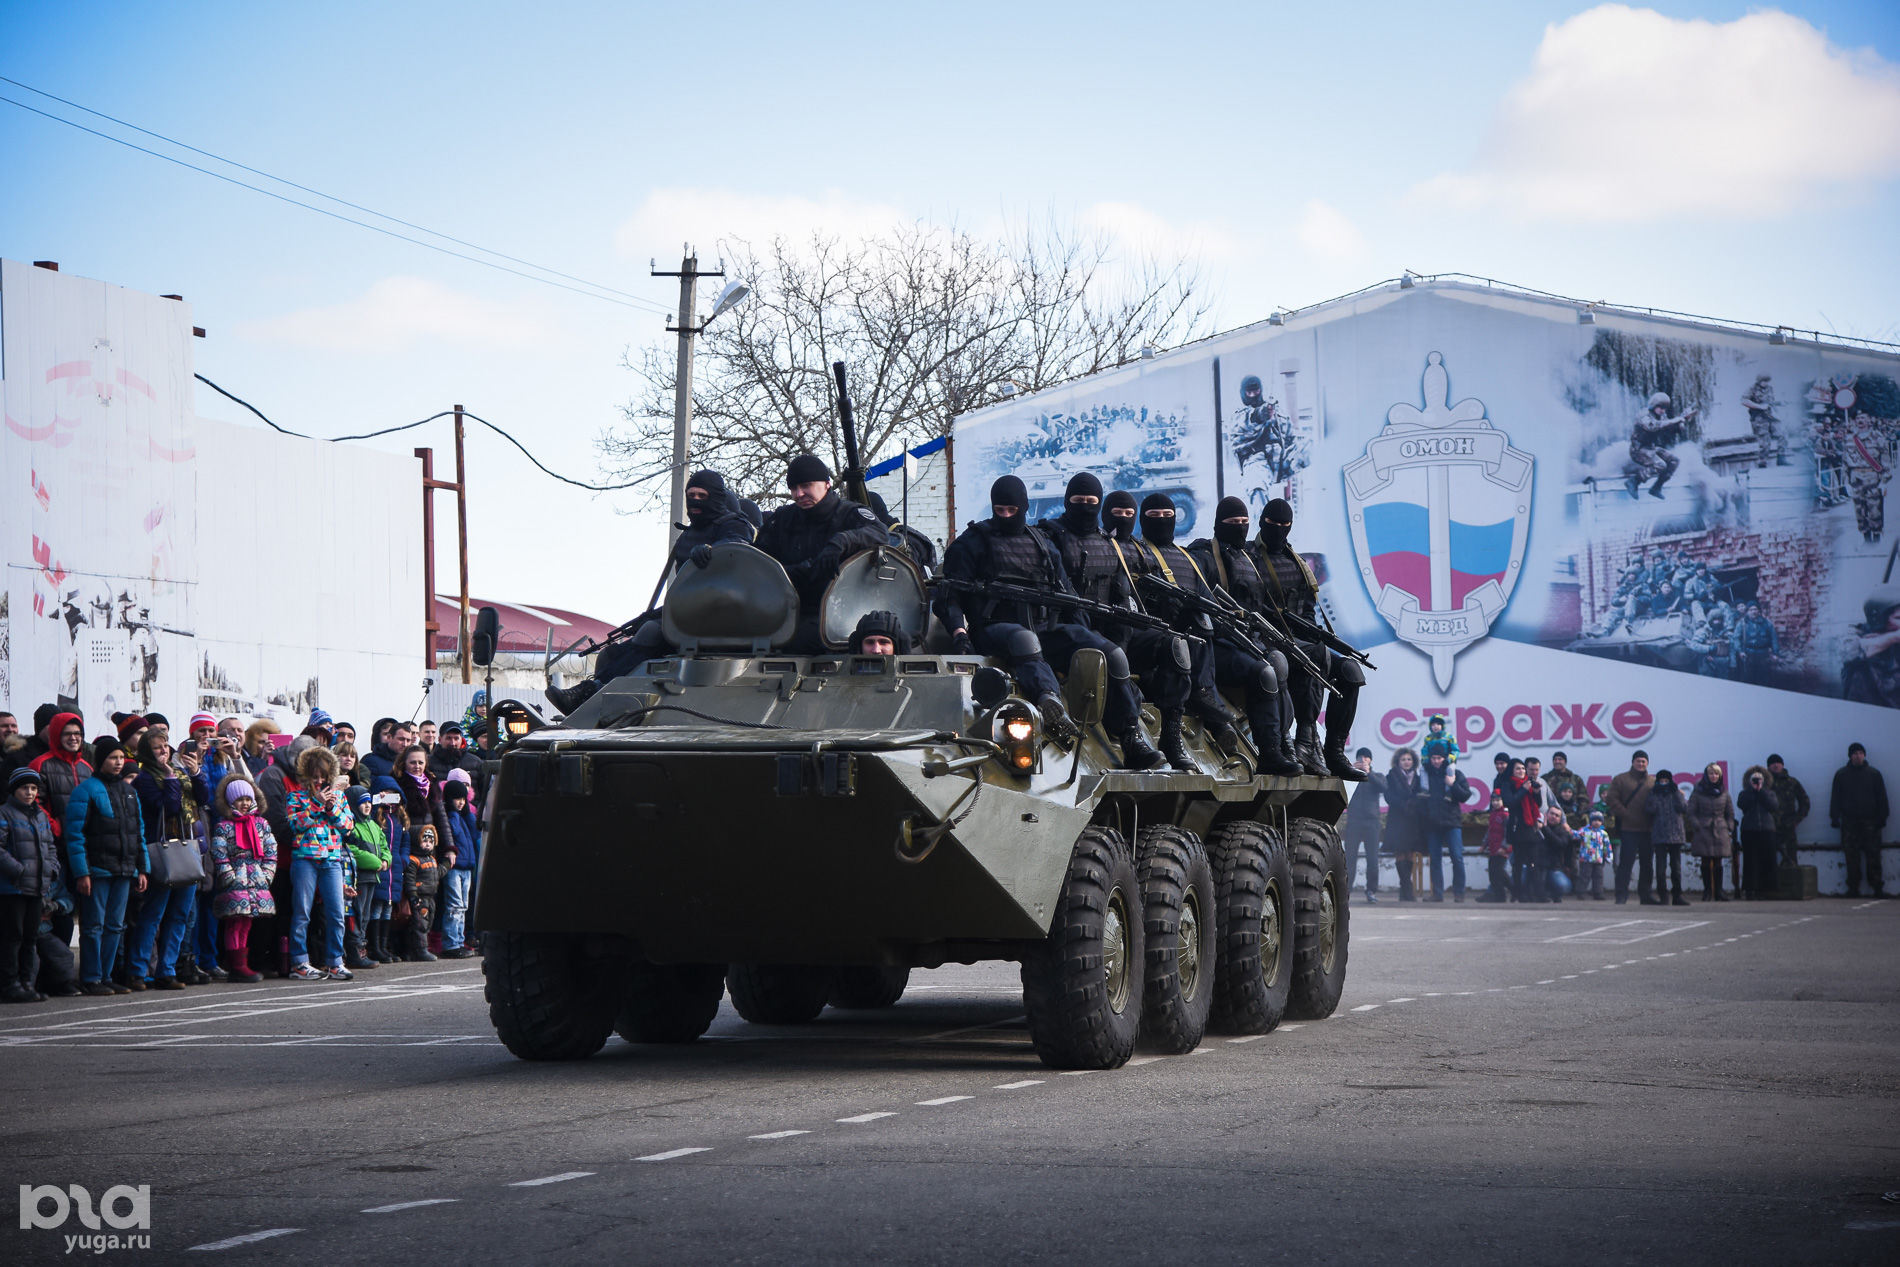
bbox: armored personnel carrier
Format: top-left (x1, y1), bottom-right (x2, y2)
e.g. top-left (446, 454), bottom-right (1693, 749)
top-left (475, 544), bottom-right (1350, 1069)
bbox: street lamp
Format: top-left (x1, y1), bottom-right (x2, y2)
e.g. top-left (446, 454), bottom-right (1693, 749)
top-left (656, 253), bottom-right (752, 542)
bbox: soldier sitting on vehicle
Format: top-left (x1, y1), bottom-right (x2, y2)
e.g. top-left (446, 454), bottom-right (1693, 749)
top-left (1248, 498), bottom-right (1366, 780)
top-left (1687, 610), bottom-right (1739, 679)
top-left (937, 476), bottom-right (1164, 770)
top-left (1038, 474), bottom-right (1238, 772)
top-left (865, 491), bottom-right (939, 576)
top-left (1736, 602), bottom-right (1779, 683)
top-left (755, 454), bottom-right (891, 652)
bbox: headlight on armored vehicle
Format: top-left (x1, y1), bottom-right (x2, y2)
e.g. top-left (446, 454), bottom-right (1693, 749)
top-left (991, 700), bottom-right (1041, 774)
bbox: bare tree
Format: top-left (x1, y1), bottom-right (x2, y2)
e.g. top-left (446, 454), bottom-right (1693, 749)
top-left (599, 218), bottom-right (1210, 508)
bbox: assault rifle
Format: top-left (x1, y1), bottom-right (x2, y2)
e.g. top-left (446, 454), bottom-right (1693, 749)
top-left (1135, 573), bottom-right (1335, 688)
top-left (1275, 607), bottom-right (1376, 670)
top-left (934, 576), bottom-right (1196, 643)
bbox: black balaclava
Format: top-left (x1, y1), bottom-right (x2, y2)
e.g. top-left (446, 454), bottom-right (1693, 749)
top-left (1139, 492), bottom-right (1177, 547)
top-left (866, 491), bottom-right (895, 526)
top-left (1213, 495), bottom-right (1250, 549)
top-left (1259, 497), bottom-right (1294, 552)
top-left (991, 475), bottom-right (1029, 535)
top-left (738, 498), bottom-right (763, 532)
top-left (1062, 472), bottom-right (1104, 534)
top-left (685, 469), bottom-right (726, 523)
top-left (1104, 490), bottom-right (1137, 541)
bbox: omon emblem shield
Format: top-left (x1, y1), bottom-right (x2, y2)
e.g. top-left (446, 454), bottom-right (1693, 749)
top-left (1344, 352), bottom-right (1533, 689)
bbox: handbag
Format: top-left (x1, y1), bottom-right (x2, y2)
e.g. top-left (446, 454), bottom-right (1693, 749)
top-left (148, 837), bottom-right (207, 889)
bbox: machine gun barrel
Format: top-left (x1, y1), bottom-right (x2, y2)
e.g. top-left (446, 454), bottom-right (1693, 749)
top-left (1278, 608), bottom-right (1376, 669)
top-left (832, 360), bottom-right (869, 506)
top-left (1133, 574), bottom-right (1272, 663)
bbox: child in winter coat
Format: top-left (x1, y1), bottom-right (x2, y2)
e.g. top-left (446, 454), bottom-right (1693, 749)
top-left (284, 746), bottom-right (356, 982)
top-left (344, 786), bottom-right (389, 970)
top-left (1577, 810), bottom-right (1613, 900)
top-left (1537, 808), bottom-right (1575, 904)
top-left (365, 777), bottom-right (408, 963)
top-left (1419, 713), bottom-right (1462, 765)
top-left (1645, 771), bottom-right (1689, 906)
top-left (439, 773), bottom-right (481, 958)
top-left (209, 776), bottom-right (277, 983)
top-left (403, 825), bottom-right (443, 962)
top-left (1476, 789), bottom-right (1512, 903)
top-left (0, 768), bottom-right (63, 1002)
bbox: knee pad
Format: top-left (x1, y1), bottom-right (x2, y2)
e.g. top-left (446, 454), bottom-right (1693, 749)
top-left (1254, 662), bottom-right (1279, 696)
top-left (1104, 646), bottom-right (1131, 680)
top-left (1268, 649), bottom-right (1289, 681)
top-left (1335, 657), bottom-right (1366, 688)
top-left (1169, 636), bottom-right (1192, 672)
top-left (1006, 629), bottom-right (1042, 660)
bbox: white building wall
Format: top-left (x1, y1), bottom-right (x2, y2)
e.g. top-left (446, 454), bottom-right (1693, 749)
top-left (864, 443), bottom-right (953, 550)
top-left (0, 259), bottom-right (420, 730)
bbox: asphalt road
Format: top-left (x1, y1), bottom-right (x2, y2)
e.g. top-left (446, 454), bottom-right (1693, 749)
top-left (3, 897), bottom-right (1897, 1265)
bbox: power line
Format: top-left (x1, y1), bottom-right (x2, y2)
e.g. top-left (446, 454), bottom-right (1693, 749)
top-left (194, 372), bottom-right (669, 492)
top-left (0, 86), bottom-right (672, 317)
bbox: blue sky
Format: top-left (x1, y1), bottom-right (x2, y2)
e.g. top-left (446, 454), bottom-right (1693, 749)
top-left (4, 0), bottom-right (1898, 619)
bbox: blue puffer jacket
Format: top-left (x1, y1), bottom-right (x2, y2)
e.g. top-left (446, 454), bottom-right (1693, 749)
top-left (64, 776), bottom-right (150, 878)
top-left (445, 803), bottom-right (480, 872)
top-left (0, 800), bottom-right (62, 897)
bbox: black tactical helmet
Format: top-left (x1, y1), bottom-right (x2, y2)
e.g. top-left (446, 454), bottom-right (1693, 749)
top-left (1240, 375), bottom-right (1264, 406)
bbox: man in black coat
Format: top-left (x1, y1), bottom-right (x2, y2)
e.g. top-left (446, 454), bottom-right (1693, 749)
top-left (937, 476), bottom-right (1163, 770)
top-left (755, 454), bottom-right (890, 652)
top-left (1344, 748), bottom-right (1386, 902)
top-left (1830, 743), bottom-right (1890, 897)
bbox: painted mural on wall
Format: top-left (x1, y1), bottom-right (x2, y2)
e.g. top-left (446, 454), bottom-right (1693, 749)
top-left (954, 286), bottom-right (1900, 725)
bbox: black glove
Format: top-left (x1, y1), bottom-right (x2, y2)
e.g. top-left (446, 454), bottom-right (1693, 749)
top-left (813, 544), bottom-right (844, 576)
top-left (951, 629), bottom-right (975, 656)
top-left (688, 544), bottom-right (713, 569)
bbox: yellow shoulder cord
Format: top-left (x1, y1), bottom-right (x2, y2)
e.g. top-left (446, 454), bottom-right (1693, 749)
top-left (1178, 548), bottom-right (1212, 592)
top-left (1108, 537), bottom-right (1143, 606)
top-left (1140, 540), bottom-right (1176, 584)
top-left (1210, 541), bottom-right (1232, 593)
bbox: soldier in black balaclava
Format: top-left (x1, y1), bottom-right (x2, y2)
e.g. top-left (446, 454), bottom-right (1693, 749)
top-left (1185, 495), bottom-right (1302, 775)
top-left (937, 475), bottom-right (1163, 770)
top-left (1120, 493), bottom-right (1296, 775)
top-left (755, 454), bottom-right (890, 651)
top-left (1249, 497), bottom-right (1366, 780)
top-left (546, 467), bottom-right (754, 713)
top-left (866, 491), bottom-right (939, 575)
top-left (1038, 473), bottom-right (1227, 770)
top-left (1104, 489), bottom-right (1139, 541)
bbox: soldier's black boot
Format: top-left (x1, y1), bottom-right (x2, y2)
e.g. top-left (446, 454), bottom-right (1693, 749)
top-left (1243, 701), bottom-right (1301, 776)
top-left (545, 677), bottom-right (600, 715)
top-left (1115, 724), bottom-right (1165, 771)
top-left (1322, 691), bottom-right (1366, 781)
top-left (1036, 694), bottom-right (1080, 747)
top-left (1158, 711), bottom-right (1195, 772)
top-left (1293, 720), bottom-right (1328, 777)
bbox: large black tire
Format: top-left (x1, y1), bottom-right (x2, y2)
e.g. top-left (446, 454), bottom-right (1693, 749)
top-left (1136, 825), bottom-right (1217, 1054)
top-left (1207, 820), bottom-right (1295, 1035)
top-left (828, 966), bottom-right (911, 1010)
top-left (1286, 816), bottom-right (1350, 1020)
top-left (483, 931), bottom-right (622, 1061)
top-left (1022, 825), bottom-right (1144, 1070)
top-left (725, 964), bottom-right (835, 1024)
top-left (615, 963), bottom-right (726, 1043)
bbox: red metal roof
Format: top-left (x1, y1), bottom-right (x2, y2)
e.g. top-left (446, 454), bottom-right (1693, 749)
top-left (431, 595), bottom-right (618, 655)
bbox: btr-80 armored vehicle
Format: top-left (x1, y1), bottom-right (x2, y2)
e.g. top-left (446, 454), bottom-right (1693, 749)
top-left (475, 544), bottom-right (1350, 1069)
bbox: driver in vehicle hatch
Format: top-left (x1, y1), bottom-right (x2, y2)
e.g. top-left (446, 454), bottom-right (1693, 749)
top-left (851, 610), bottom-right (911, 656)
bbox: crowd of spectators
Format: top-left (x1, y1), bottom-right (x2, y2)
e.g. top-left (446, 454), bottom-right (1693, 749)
top-left (0, 698), bottom-right (494, 1004)
top-left (1342, 719), bottom-right (1889, 907)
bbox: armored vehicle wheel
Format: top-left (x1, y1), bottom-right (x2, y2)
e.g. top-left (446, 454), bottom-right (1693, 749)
top-left (1136, 825), bottom-right (1217, 1053)
top-left (726, 964), bottom-right (835, 1024)
top-left (615, 963), bottom-right (726, 1043)
top-left (1021, 825), bottom-right (1144, 1070)
top-left (828, 966), bottom-right (911, 1010)
top-left (484, 932), bottom-right (622, 1061)
top-left (1206, 821), bottom-right (1294, 1035)
top-left (1286, 817), bottom-right (1350, 1020)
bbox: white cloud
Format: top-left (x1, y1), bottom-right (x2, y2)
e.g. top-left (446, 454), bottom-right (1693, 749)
top-left (234, 276), bottom-right (550, 352)
top-left (1079, 201), bottom-right (1242, 262)
top-left (1411, 4), bottom-right (1900, 221)
top-left (1294, 199), bottom-right (1369, 263)
top-left (613, 188), bottom-right (909, 260)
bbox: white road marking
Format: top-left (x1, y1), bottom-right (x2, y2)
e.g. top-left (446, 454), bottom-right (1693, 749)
top-left (1423, 991), bottom-right (1443, 997)
top-left (1279, 1024), bottom-right (1304, 1031)
top-left (509, 1171), bottom-right (595, 1185)
top-left (1057, 1070), bottom-right (1096, 1076)
top-left (916, 1096), bottom-right (974, 1106)
top-left (1536, 980), bottom-right (1556, 985)
top-left (1387, 997), bottom-right (1416, 1003)
top-left (748, 1130), bottom-right (811, 1139)
top-left (363, 1199), bottom-right (458, 1213)
top-left (1127, 1055), bottom-right (1165, 1064)
top-left (904, 1015), bottom-right (1028, 1044)
top-left (638, 1147), bottom-right (712, 1161)
top-left (1227, 1035), bottom-right (1266, 1044)
top-left (188, 1228), bottom-right (301, 1251)
top-left (1351, 1004), bottom-right (1380, 1012)
top-left (1844, 1219), bottom-right (1900, 1230)
top-left (836, 1112), bottom-right (897, 1124)
top-left (995, 1079), bottom-right (1045, 1088)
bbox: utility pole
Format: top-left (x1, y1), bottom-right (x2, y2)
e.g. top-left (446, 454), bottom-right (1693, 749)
top-left (454, 405), bottom-right (472, 684)
top-left (653, 247), bottom-right (725, 545)
top-left (415, 426), bottom-right (472, 679)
